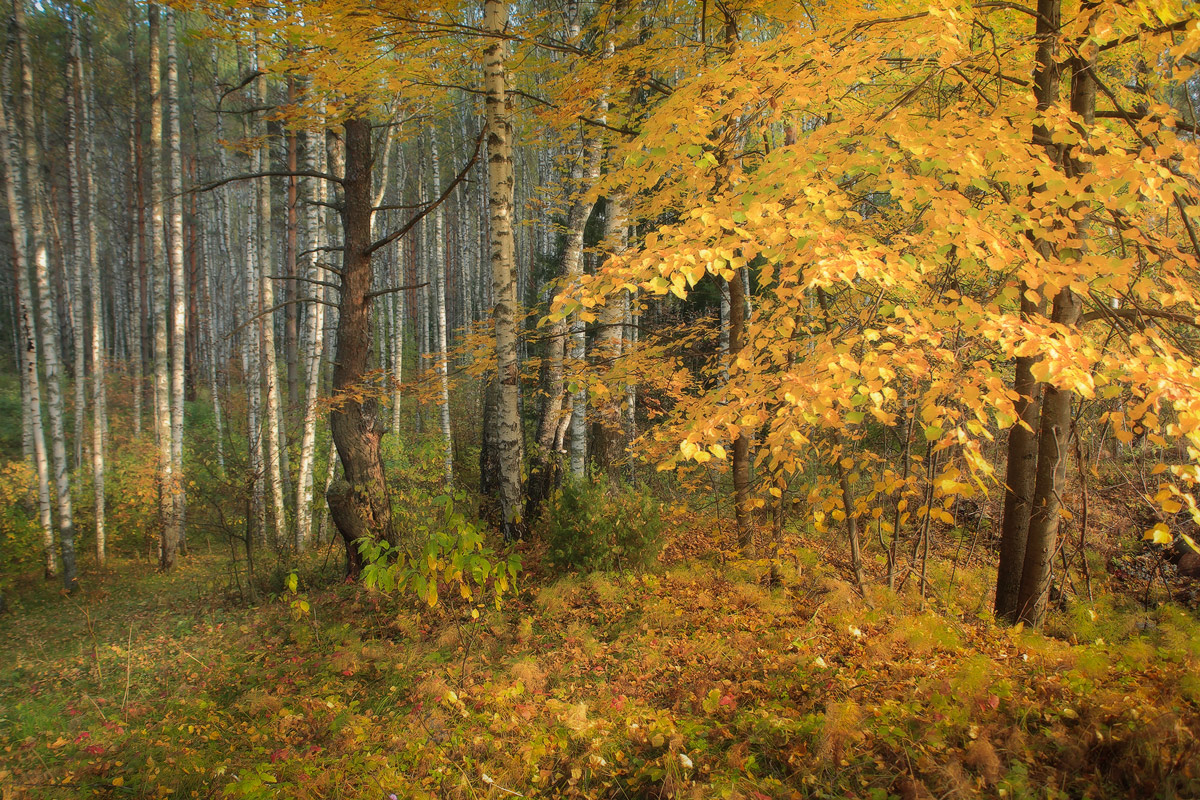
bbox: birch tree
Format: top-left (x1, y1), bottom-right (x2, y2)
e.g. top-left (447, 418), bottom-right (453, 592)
top-left (431, 134), bottom-right (453, 488)
top-left (296, 127), bottom-right (328, 552)
top-left (77, 14), bottom-right (107, 564)
top-left (166, 6), bottom-right (187, 557)
top-left (0, 74), bottom-right (55, 579)
top-left (15, 0), bottom-right (76, 591)
top-left (483, 0), bottom-right (523, 538)
top-left (147, 3), bottom-right (178, 569)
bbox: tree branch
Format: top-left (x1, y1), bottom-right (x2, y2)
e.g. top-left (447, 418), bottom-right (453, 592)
top-left (364, 126), bottom-right (485, 256)
top-left (190, 169), bottom-right (343, 195)
top-left (366, 281), bottom-right (430, 300)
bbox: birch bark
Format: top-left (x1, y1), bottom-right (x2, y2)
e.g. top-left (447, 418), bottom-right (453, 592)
top-left (431, 135), bottom-right (453, 488)
top-left (483, 0), bottom-right (524, 537)
top-left (166, 6), bottom-right (187, 557)
top-left (0, 82), bottom-right (55, 579)
top-left (16, 0), bottom-right (77, 590)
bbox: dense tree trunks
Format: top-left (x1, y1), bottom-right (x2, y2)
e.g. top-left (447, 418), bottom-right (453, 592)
top-left (431, 136), bottom-right (454, 489)
top-left (590, 193), bottom-right (628, 473)
top-left (483, 0), bottom-right (524, 538)
top-left (1017, 0), bottom-right (1096, 628)
top-left (0, 83), bottom-right (55, 579)
top-left (251, 44), bottom-right (287, 553)
top-left (166, 7), bottom-right (187, 557)
top-left (526, 123), bottom-right (599, 518)
top-left (327, 117), bottom-right (396, 576)
top-left (16, 0), bottom-right (76, 591)
top-left (296, 127), bottom-right (328, 552)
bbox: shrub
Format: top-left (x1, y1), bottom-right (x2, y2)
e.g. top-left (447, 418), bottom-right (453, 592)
top-left (544, 476), bottom-right (665, 573)
top-left (0, 460), bottom-right (40, 575)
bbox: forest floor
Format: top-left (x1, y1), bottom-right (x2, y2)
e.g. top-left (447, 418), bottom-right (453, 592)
top-left (1, 510), bottom-right (1199, 800)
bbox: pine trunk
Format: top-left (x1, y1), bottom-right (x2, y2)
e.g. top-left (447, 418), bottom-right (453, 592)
top-left (327, 117), bottom-right (396, 575)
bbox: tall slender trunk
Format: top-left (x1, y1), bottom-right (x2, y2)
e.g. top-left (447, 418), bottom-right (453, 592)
top-left (16, 0), bottom-right (76, 591)
top-left (327, 117), bottom-right (396, 576)
top-left (165, 7), bottom-right (187, 558)
top-left (390, 249), bottom-right (404, 435)
top-left (296, 127), bottom-right (328, 552)
top-left (252, 42), bottom-right (287, 552)
top-left (65, 11), bottom-right (86, 473)
top-left (285, 77), bottom-right (300, 409)
top-left (0, 77), bottom-right (55, 579)
top-left (147, 3), bottom-right (175, 569)
top-left (77, 17), bottom-right (107, 565)
top-left (431, 136), bottom-right (454, 488)
top-left (484, 0), bottom-right (524, 538)
top-left (128, 2), bottom-right (144, 437)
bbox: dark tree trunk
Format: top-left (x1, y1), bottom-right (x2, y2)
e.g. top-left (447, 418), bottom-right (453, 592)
top-left (326, 117), bottom-right (396, 578)
top-left (480, 370), bottom-right (501, 516)
top-left (995, 0), bottom-right (1061, 623)
top-left (285, 79), bottom-right (300, 409)
top-left (729, 271), bottom-right (752, 552)
top-left (995, 291), bottom-right (1042, 622)
top-left (1017, 2), bottom-right (1095, 627)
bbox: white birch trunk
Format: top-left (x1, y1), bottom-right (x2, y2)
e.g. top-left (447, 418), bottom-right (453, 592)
top-left (78, 19), bottom-right (107, 564)
top-left (0, 84), bottom-right (55, 579)
top-left (483, 0), bottom-right (523, 536)
top-left (16, 0), bottom-right (76, 590)
top-left (65, 13), bottom-right (86, 472)
top-left (127, 0), bottom-right (143, 438)
top-left (166, 8), bottom-right (187, 552)
top-left (431, 135), bottom-right (453, 488)
top-left (251, 42), bottom-right (287, 553)
top-left (147, 3), bottom-right (178, 569)
top-left (296, 127), bottom-right (327, 552)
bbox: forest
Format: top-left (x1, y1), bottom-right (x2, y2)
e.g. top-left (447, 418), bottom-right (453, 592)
top-left (1, 0), bottom-right (1200, 796)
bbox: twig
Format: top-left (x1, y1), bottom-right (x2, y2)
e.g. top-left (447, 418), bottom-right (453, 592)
top-left (121, 622), bottom-right (133, 718)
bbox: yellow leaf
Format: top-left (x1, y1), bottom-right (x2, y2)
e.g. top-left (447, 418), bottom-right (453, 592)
top-left (1144, 523), bottom-right (1172, 545)
top-left (710, 444), bottom-right (727, 459)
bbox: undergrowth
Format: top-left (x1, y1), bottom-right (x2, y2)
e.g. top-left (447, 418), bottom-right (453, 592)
top-left (2, 520), bottom-right (1198, 800)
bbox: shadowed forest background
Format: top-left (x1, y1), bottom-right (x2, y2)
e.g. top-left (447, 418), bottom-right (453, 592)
top-left (2, 0), bottom-right (1200, 797)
